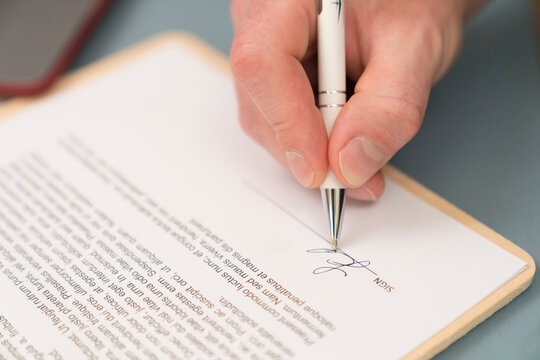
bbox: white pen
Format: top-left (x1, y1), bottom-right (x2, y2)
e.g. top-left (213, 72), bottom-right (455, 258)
top-left (318, 0), bottom-right (346, 250)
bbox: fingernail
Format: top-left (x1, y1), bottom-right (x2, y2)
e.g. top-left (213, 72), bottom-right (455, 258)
top-left (352, 185), bottom-right (377, 201)
top-left (285, 151), bottom-right (314, 187)
top-left (339, 136), bottom-right (387, 187)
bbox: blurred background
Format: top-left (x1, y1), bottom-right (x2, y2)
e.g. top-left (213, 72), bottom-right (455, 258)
top-left (0, 0), bottom-right (539, 359)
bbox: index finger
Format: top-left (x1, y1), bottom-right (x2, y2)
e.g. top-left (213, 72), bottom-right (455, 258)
top-left (230, 0), bottom-right (329, 187)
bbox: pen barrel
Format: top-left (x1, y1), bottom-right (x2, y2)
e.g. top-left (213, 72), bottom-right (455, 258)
top-left (318, 0), bottom-right (346, 189)
top-left (320, 105), bottom-right (344, 189)
top-left (318, 93), bottom-right (346, 135)
top-left (318, 0), bottom-right (346, 96)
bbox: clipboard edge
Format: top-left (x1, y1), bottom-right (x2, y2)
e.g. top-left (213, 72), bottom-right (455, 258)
top-left (383, 165), bottom-right (535, 360)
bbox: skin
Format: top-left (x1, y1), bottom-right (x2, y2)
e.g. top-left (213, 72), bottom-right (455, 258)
top-left (230, 0), bottom-right (487, 200)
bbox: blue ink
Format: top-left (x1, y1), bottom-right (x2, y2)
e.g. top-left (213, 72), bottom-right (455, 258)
top-left (331, 0), bottom-right (342, 22)
top-left (307, 248), bottom-right (377, 276)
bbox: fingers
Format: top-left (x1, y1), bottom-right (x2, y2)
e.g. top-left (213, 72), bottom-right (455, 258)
top-left (234, 82), bottom-right (284, 163)
top-left (230, 0), bottom-right (328, 188)
top-left (238, 76), bottom-right (383, 202)
top-left (329, 16), bottom-right (446, 188)
top-left (347, 171), bottom-right (385, 201)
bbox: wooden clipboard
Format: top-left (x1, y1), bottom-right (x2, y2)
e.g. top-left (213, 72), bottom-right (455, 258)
top-left (0, 32), bottom-right (535, 360)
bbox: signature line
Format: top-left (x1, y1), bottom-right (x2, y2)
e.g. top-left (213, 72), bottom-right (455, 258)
top-left (243, 181), bottom-right (378, 277)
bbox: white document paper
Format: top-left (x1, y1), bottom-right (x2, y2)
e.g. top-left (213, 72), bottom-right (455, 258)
top-left (0, 39), bottom-right (527, 360)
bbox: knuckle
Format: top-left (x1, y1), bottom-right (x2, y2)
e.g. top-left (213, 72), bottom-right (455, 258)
top-left (390, 97), bottom-right (423, 142)
top-left (399, 106), bottom-right (423, 141)
top-left (269, 116), bottom-right (299, 139)
top-left (376, 2), bottom-right (444, 59)
top-left (419, 24), bottom-right (445, 65)
top-left (402, 4), bottom-right (445, 60)
top-left (400, 2), bottom-right (439, 31)
top-left (374, 92), bottom-right (424, 145)
top-left (265, 101), bottom-right (306, 140)
top-left (230, 40), bottom-right (263, 85)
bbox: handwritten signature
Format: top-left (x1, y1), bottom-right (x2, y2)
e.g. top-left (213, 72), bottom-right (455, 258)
top-left (307, 248), bottom-right (377, 277)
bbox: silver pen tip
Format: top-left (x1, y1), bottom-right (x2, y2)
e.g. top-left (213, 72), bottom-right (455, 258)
top-left (322, 188), bottom-right (346, 250)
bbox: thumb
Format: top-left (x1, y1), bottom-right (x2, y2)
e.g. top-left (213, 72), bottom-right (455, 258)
top-left (329, 24), bottom-right (453, 188)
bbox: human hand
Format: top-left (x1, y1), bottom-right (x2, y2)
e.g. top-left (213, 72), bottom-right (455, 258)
top-left (230, 0), bottom-right (485, 200)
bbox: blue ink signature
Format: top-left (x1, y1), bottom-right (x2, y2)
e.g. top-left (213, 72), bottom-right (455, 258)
top-left (307, 248), bottom-right (376, 276)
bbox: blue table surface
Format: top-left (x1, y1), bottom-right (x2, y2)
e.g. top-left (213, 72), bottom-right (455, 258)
top-left (9, 0), bottom-right (540, 358)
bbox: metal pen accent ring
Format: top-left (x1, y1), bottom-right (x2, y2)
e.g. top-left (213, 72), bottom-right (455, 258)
top-left (318, 90), bottom-right (346, 94)
top-left (318, 104), bottom-right (345, 108)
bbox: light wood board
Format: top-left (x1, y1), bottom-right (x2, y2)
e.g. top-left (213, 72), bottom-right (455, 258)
top-left (0, 32), bottom-right (535, 360)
